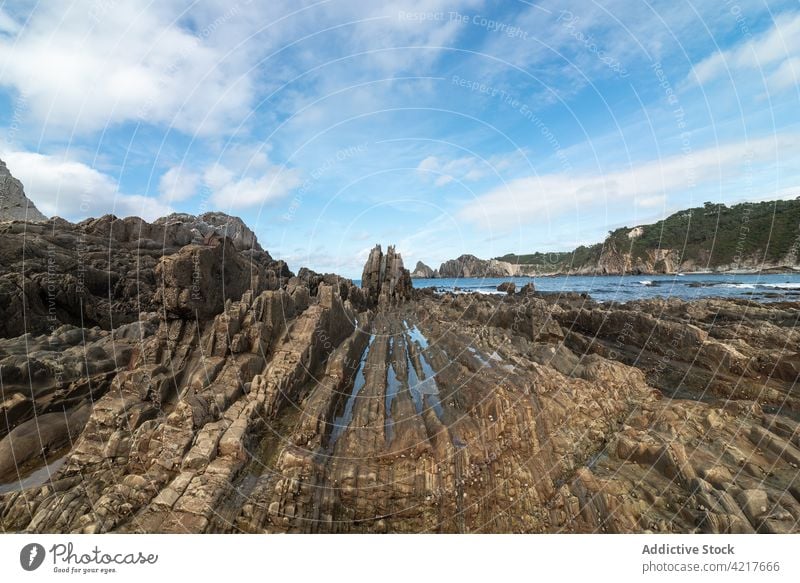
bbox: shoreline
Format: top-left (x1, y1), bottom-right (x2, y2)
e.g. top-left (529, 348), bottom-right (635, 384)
top-left (412, 266), bottom-right (800, 279)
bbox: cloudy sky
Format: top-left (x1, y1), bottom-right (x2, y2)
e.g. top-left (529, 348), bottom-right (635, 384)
top-left (1, 1), bottom-right (798, 276)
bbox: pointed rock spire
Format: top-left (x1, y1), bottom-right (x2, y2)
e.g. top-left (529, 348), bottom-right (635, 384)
top-left (361, 244), bottom-right (412, 306)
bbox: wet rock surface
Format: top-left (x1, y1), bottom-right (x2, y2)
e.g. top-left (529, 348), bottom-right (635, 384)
top-left (0, 233), bottom-right (798, 534)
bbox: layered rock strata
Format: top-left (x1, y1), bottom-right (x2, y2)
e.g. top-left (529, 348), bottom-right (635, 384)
top-left (0, 234), bottom-right (798, 534)
top-left (360, 244), bottom-right (412, 306)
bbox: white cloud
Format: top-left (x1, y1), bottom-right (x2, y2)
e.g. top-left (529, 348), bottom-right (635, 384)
top-left (206, 163), bottom-right (303, 209)
top-left (158, 166), bottom-right (200, 202)
top-left (416, 150), bottom-right (527, 187)
top-left (688, 12), bottom-right (800, 93)
top-left (767, 56), bottom-right (800, 93)
top-left (0, 8), bottom-right (20, 34)
top-left (636, 194), bottom-right (666, 208)
top-left (2, 150), bottom-right (172, 220)
top-left (0, 2), bottom-right (258, 135)
top-left (458, 134), bottom-right (800, 227)
top-left (156, 142), bottom-right (302, 209)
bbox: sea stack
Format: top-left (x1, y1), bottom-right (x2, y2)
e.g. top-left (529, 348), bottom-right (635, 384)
top-left (361, 244), bottom-right (412, 306)
top-left (411, 261), bottom-right (436, 278)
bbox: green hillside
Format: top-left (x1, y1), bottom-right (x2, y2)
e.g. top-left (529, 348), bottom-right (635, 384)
top-left (498, 198), bottom-right (800, 271)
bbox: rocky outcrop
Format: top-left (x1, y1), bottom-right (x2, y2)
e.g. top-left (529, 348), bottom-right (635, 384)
top-left (1, 215), bottom-right (798, 534)
top-left (154, 238), bottom-right (275, 320)
top-left (361, 244), bottom-right (412, 306)
top-left (437, 254), bottom-right (521, 278)
top-left (498, 200), bottom-right (800, 275)
top-left (2, 275), bottom-right (798, 533)
top-left (0, 214), bottom-right (291, 338)
top-left (410, 261), bottom-right (436, 279)
top-left (593, 240), bottom-right (684, 275)
top-left (496, 281), bottom-right (515, 294)
top-left (0, 158), bottom-right (46, 222)
top-left (153, 212), bottom-right (263, 252)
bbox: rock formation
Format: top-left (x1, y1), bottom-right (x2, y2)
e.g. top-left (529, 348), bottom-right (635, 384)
top-left (0, 213), bottom-right (290, 338)
top-left (496, 281), bottom-right (516, 294)
top-left (410, 261), bottom-right (436, 279)
top-left (0, 158), bottom-right (46, 222)
top-left (1, 239), bottom-right (798, 533)
top-left (437, 254), bottom-right (520, 278)
top-left (0, 205), bottom-right (798, 532)
top-left (153, 212), bottom-right (263, 252)
top-left (496, 199), bottom-right (800, 276)
top-left (360, 244), bottom-right (412, 306)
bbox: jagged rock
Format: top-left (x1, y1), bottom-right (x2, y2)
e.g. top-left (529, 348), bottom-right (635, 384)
top-left (360, 244), bottom-right (412, 306)
top-left (496, 281), bottom-right (515, 294)
top-left (0, 158), bottom-right (47, 222)
top-left (0, 216), bottom-right (798, 534)
top-left (0, 214), bottom-right (292, 338)
top-left (410, 261), bottom-right (436, 278)
top-left (153, 212), bottom-right (263, 252)
top-left (438, 254), bottom-right (519, 278)
top-left (154, 238), bottom-right (277, 320)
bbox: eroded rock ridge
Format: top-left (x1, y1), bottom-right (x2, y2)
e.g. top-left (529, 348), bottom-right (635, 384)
top-left (0, 229), bottom-right (798, 534)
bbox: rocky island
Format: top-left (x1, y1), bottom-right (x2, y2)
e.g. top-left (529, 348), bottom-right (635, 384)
top-left (0, 161), bottom-right (799, 534)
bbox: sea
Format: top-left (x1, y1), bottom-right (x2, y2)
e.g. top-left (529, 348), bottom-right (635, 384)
top-left (406, 273), bottom-right (800, 303)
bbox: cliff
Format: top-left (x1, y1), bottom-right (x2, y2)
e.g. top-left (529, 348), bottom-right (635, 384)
top-left (0, 158), bottom-right (47, 222)
top-left (498, 199), bottom-right (800, 275)
top-left (437, 254), bottom-right (520, 278)
top-left (410, 261), bottom-right (437, 278)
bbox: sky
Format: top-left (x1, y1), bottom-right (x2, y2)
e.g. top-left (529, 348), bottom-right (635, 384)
top-left (0, 1), bottom-right (798, 277)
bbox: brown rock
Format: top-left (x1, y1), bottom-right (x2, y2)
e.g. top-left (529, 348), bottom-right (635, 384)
top-left (360, 244), bottom-right (412, 307)
top-left (496, 281), bottom-right (515, 294)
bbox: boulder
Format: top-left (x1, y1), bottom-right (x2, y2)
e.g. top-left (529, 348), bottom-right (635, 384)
top-left (154, 238), bottom-right (266, 320)
top-left (497, 281), bottom-right (516, 294)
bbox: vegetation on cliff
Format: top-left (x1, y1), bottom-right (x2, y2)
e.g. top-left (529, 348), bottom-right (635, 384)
top-left (498, 199), bottom-right (800, 273)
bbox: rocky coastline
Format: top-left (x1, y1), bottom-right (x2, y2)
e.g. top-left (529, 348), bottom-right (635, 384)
top-left (1, 161), bottom-right (798, 534)
top-left (413, 200), bottom-right (800, 278)
top-left (0, 207), bottom-right (798, 533)
top-left (412, 252), bottom-right (800, 279)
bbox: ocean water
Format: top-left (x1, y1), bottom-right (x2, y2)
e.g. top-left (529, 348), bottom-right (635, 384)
top-left (409, 273), bottom-right (800, 303)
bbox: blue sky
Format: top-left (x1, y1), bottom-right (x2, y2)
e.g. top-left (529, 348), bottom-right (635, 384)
top-left (1, 1), bottom-right (798, 277)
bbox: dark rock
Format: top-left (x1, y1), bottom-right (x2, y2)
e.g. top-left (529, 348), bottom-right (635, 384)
top-left (154, 238), bottom-right (271, 320)
top-left (360, 244), bottom-right (412, 306)
top-left (153, 212), bottom-right (263, 252)
top-left (0, 213), bottom-right (292, 338)
top-left (496, 281), bottom-right (516, 294)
